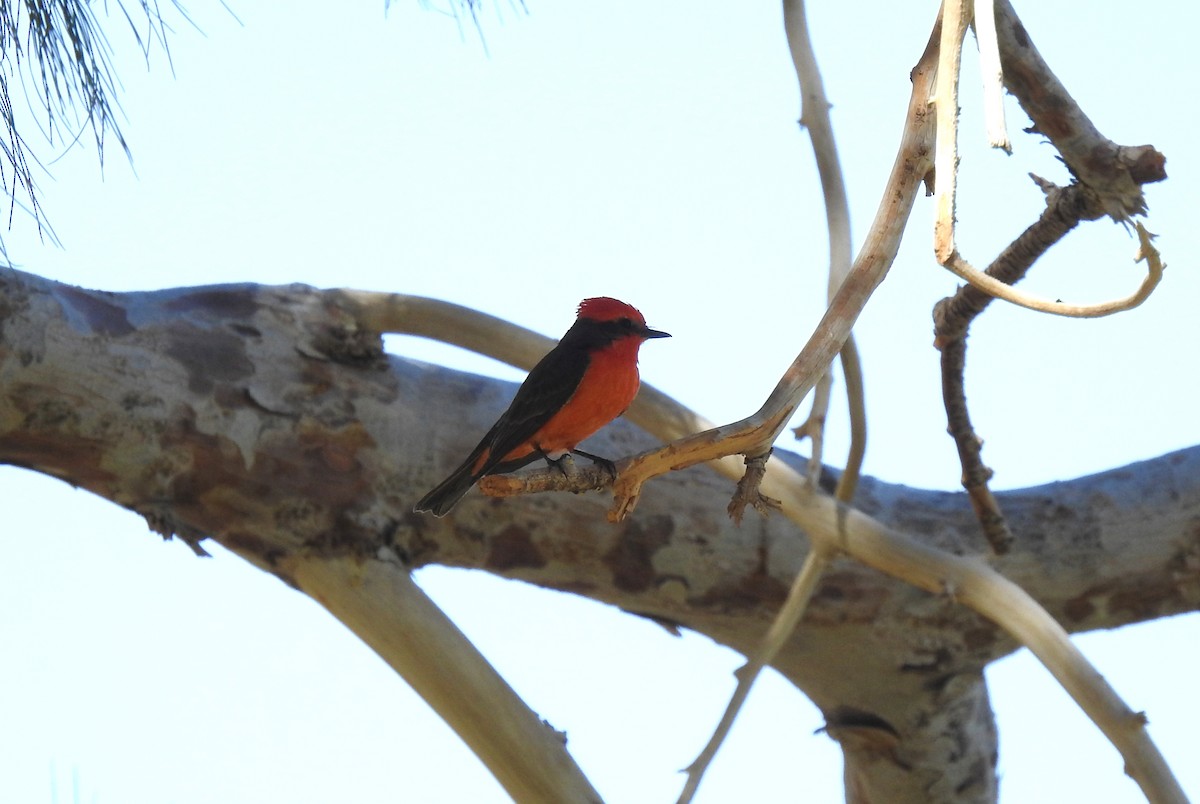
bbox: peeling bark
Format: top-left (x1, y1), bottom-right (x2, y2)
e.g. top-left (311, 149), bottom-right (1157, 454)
top-left (2, 268), bottom-right (1198, 802)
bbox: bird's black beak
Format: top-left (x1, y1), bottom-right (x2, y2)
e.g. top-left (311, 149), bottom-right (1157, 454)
top-left (641, 326), bottom-right (671, 339)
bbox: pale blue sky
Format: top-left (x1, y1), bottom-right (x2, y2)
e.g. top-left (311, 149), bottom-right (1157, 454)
top-left (1, 1), bottom-right (1197, 802)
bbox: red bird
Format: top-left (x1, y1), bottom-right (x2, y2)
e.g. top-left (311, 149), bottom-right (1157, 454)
top-left (414, 297), bottom-right (669, 517)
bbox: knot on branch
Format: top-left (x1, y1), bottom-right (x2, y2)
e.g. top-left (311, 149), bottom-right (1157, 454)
top-left (309, 303), bottom-right (388, 367)
top-left (1117, 144), bottom-right (1167, 186)
top-left (727, 451), bottom-right (782, 524)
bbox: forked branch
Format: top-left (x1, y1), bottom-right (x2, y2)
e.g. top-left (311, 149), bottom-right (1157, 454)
top-left (253, 548), bottom-right (600, 802)
top-left (350, 4), bottom-right (1183, 799)
top-left (993, 0), bottom-right (1162, 221)
top-left (931, 0), bottom-right (1166, 556)
top-left (349, 11), bottom-right (936, 521)
top-left (677, 1), bottom-right (868, 796)
top-left (781, 0), bottom-right (866, 503)
top-left (601, 16), bottom-right (944, 522)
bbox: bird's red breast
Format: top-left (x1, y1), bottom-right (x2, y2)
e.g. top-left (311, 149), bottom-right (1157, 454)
top-left (416, 297), bottom-right (668, 516)
top-left (497, 332), bottom-right (645, 463)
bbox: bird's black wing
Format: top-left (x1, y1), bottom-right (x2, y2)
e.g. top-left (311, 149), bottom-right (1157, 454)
top-left (413, 332), bottom-right (592, 515)
top-left (470, 335), bottom-right (593, 475)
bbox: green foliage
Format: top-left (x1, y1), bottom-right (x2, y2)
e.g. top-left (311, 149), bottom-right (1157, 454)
top-left (0, 0), bottom-right (180, 236)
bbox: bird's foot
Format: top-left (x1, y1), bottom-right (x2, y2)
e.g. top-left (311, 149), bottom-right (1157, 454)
top-left (571, 449), bottom-right (618, 481)
top-left (546, 453), bottom-right (579, 479)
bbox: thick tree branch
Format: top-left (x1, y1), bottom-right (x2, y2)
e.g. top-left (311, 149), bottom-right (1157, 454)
top-left (286, 551), bottom-right (602, 803)
top-left (993, 0), bottom-right (1164, 221)
top-left (3, 268), bottom-right (1198, 801)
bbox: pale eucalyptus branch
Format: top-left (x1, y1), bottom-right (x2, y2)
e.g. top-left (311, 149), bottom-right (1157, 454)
top-left (783, 0), bottom-right (866, 500)
top-left (2, 262), bottom-right (1190, 800)
top-left (932, 0), bottom-right (971, 264)
top-left (791, 370), bottom-right (831, 484)
top-left (993, 0), bottom-right (1159, 220)
top-left (942, 222), bottom-right (1164, 317)
top-left (341, 6), bottom-right (1183, 798)
top-left (935, 0), bottom-right (1165, 317)
top-left (599, 15), bottom-right (943, 522)
top-left (834, 335), bottom-right (866, 504)
top-left (761, 470), bottom-right (1187, 804)
top-left (272, 550), bottom-right (600, 803)
top-left (680, 0), bottom-right (867, 793)
top-left (972, 0), bottom-right (1011, 152)
top-left (675, 545), bottom-right (834, 804)
top-left (345, 12), bottom-right (935, 520)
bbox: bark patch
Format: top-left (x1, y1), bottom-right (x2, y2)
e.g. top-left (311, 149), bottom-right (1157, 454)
top-left (56, 286), bottom-right (135, 336)
top-left (164, 288), bottom-right (260, 320)
top-left (604, 515), bottom-right (673, 593)
top-left (164, 325), bottom-right (255, 394)
top-left (487, 525), bottom-right (545, 571)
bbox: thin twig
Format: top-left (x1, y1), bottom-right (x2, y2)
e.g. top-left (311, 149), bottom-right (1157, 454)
top-left (792, 369), bottom-right (831, 484)
top-left (345, 21), bottom-right (939, 523)
top-left (676, 6), bottom-right (871, 790)
top-left (934, 201), bottom-right (1164, 555)
top-left (941, 240), bottom-right (1164, 318)
top-left (479, 462), bottom-right (614, 500)
top-left (601, 18), bottom-right (943, 523)
top-left (676, 546), bottom-right (833, 804)
top-left (727, 451), bottom-right (782, 524)
top-left (933, 0), bottom-right (971, 264)
top-left (933, 182), bottom-right (1096, 554)
top-left (834, 336), bottom-right (866, 504)
top-left (784, 0), bottom-right (859, 495)
top-left (938, 327), bottom-right (1013, 553)
top-left (933, 0), bottom-right (1167, 558)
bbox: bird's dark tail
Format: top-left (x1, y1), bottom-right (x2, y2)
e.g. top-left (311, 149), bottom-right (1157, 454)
top-left (413, 462), bottom-right (481, 517)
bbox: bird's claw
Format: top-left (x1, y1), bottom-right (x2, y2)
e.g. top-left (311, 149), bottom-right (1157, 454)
top-left (547, 453), bottom-right (579, 479)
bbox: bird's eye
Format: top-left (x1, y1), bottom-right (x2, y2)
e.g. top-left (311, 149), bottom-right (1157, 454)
top-left (619, 317), bottom-right (634, 329)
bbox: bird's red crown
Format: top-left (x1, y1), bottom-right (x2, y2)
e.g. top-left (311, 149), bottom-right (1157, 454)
top-left (576, 297), bottom-right (646, 326)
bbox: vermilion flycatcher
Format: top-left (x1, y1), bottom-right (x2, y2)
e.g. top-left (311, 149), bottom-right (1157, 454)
top-left (414, 297), bottom-right (669, 516)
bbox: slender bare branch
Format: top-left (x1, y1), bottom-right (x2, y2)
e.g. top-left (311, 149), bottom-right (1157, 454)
top-left (726, 451), bottom-right (781, 524)
top-left (681, 2), bottom-right (872, 794)
top-left (783, 0), bottom-right (865, 498)
top-left (972, 0), bottom-right (1011, 152)
top-left (676, 545), bottom-right (833, 804)
top-left (791, 369), bottom-right (831, 483)
top-left (941, 223), bottom-right (1164, 317)
top-left (993, 0), bottom-right (1163, 221)
top-left (933, 0), bottom-right (971, 264)
top-left (247, 551), bottom-right (601, 802)
top-left (601, 18), bottom-right (943, 522)
top-left (479, 461), bottom-right (612, 499)
top-left (834, 335), bottom-right (866, 504)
